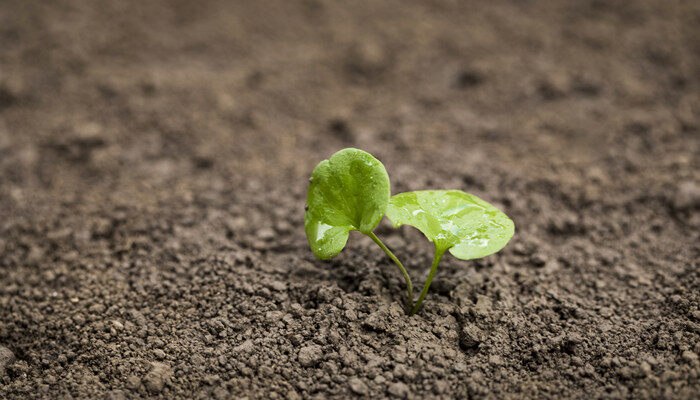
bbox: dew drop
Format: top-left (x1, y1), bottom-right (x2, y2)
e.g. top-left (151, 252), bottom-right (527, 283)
top-left (316, 223), bottom-right (333, 240)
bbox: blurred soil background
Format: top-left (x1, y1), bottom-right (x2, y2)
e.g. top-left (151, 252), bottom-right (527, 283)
top-left (0, 0), bottom-right (698, 398)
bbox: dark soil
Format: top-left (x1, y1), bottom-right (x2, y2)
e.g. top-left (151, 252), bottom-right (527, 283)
top-left (1, 1), bottom-right (699, 399)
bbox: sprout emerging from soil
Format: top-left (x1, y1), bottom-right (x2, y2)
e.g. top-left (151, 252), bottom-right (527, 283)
top-left (304, 148), bottom-right (514, 315)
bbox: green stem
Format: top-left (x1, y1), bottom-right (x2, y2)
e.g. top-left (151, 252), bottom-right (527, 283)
top-left (410, 245), bottom-right (446, 316)
top-left (366, 231), bottom-right (414, 312)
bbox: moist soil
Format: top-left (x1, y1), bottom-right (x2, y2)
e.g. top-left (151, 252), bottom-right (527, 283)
top-left (1, 1), bottom-right (699, 399)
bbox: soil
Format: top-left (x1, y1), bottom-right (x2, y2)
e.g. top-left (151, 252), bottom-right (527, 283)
top-left (1, 0), bottom-right (699, 399)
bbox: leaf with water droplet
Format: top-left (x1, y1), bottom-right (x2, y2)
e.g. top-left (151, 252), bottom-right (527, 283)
top-left (385, 190), bottom-right (514, 259)
top-left (305, 148), bottom-right (390, 259)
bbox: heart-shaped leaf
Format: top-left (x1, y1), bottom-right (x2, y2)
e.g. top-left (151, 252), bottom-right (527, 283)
top-left (385, 190), bottom-right (514, 260)
top-left (305, 148), bottom-right (390, 259)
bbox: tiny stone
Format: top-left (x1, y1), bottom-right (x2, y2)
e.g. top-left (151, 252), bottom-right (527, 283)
top-left (265, 311), bottom-right (284, 322)
top-left (391, 348), bottom-right (407, 363)
top-left (143, 362), bottom-right (171, 393)
top-left (233, 340), bottom-right (255, 354)
top-left (387, 382), bottom-right (409, 398)
top-left (298, 345), bottom-right (323, 367)
top-left (345, 309), bottom-right (358, 321)
top-left (488, 354), bottom-right (502, 366)
top-left (363, 311), bottom-right (388, 332)
top-left (475, 295), bottom-right (492, 314)
top-left (126, 375), bottom-right (141, 390)
top-left (617, 366), bottom-right (633, 380)
top-left (673, 181), bottom-right (700, 211)
top-left (89, 303), bottom-right (106, 313)
top-left (214, 388), bottom-right (231, 400)
top-left (269, 281), bottom-right (287, 292)
top-left (639, 361), bottom-right (652, 376)
top-left (681, 350), bottom-right (698, 363)
top-left (107, 390), bottom-right (127, 400)
top-left (349, 377), bottom-right (369, 395)
top-left (257, 228), bottom-right (275, 241)
top-left (433, 380), bottom-right (448, 394)
top-left (143, 375), bottom-right (163, 393)
top-left (286, 389), bottom-right (301, 400)
top-left (460, 324), bottom-right (483, 348)
top-left (0, 346), bottom-right (15, 371)
top-left (191, 354), bottom-right (206, 365)
top-left (0, 346), bottom-right (15, 368)
top-left (645, 355), bottom-right (658, 366)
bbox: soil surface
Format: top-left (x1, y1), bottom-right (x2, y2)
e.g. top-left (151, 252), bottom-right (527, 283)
top-left (1, 1), bottom-right (699, 399)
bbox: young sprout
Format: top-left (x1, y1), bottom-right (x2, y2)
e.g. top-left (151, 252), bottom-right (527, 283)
top-left (304, 148), bottom-right (514, 315)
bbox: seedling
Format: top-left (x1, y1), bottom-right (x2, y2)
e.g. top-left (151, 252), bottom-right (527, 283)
top-left (304, 148), bottom-right (514, 315)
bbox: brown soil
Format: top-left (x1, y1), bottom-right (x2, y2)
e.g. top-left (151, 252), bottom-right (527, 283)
top-left (1, 1), bottom-right (699, 399)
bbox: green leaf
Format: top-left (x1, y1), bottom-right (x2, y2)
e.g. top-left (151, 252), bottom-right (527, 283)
top-left (304, 148), bottom-right (390, 259)
top-left (385, 190), bottom-right (514, 260)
